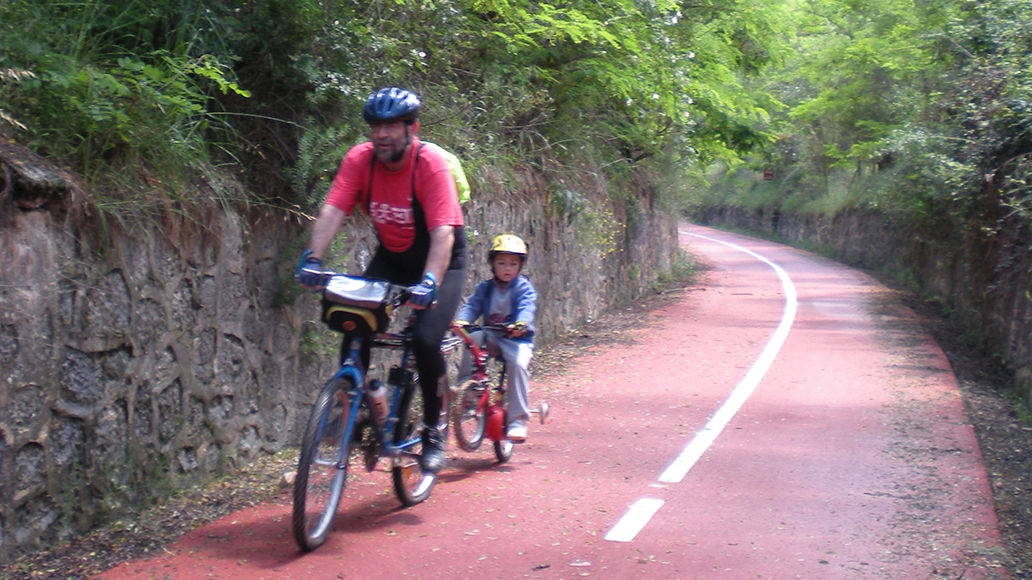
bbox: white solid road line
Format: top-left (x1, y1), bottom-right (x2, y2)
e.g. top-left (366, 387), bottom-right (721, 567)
top-left (659, 234), bottom-right (798, 482)
top-left (605, 232), bottom-right (798, 542)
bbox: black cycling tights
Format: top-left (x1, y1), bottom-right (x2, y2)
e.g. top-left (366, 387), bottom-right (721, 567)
top-left (364, 249), bottom-right (468, 427)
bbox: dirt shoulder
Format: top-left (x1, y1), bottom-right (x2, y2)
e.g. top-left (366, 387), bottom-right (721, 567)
top-left (10, 268), bottom-right (1032, 580)
top-left (893, 288), bottom-right (1032, 580)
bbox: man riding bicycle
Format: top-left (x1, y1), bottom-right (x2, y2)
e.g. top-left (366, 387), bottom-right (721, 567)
top-left (296, 86), bottom-right (469, 474)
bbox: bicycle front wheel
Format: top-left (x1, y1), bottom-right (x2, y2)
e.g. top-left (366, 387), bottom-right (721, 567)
top-left (392, 383), bottom-right (436, 506)
top-left (292, 377), bottom-right (355, 552)
top-left (452, 380), bottom-right (487, 452)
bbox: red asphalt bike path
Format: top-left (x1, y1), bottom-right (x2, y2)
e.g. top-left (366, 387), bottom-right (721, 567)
top-left (95, 224), bottom-right (1009, 580)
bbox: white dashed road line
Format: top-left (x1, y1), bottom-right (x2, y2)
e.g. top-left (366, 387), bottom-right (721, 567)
top-left (604, 498), bottom-right (666, 542)
top-left (604, 233), bottom-right (799, 542)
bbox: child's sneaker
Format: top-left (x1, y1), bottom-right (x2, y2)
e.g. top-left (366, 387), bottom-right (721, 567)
top-left (507, 419), bottom-right (527, 442)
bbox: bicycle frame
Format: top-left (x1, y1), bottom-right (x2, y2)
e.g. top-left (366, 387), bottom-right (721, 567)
top-left (293, 274), bottom-right (435, 552)
top-left (332, 333), bottom-right (423, 462)
top-left (446, 325), bottom-right (503, 384)
top-left (448, 324), bottom-right (511, 437)
top-left (448, 323), bottom-right (548, 456)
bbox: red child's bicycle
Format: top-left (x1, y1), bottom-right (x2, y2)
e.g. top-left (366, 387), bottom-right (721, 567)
top-left (444, 323), bottom-right (548, 462)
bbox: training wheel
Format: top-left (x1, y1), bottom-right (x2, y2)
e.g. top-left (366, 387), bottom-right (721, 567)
top-left (537, 401), bottom-right (549, 424)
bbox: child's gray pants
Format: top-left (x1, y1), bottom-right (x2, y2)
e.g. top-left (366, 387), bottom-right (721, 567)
top-left (457, 329), bottom-right (533, 423)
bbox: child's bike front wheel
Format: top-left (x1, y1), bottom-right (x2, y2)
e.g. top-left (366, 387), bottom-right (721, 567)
top-left (292, 377), bottom-right (355, 552)
top-left (452, 380), bottom-right (487, 451)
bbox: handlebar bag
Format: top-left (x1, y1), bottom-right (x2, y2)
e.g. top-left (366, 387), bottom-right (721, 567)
top-left (321, 276), bottom-right (392, 335)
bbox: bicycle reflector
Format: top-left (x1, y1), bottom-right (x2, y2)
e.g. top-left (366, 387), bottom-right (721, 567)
top-left (486, 404), bottom-right (506, 441)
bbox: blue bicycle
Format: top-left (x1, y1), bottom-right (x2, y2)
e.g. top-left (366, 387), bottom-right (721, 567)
top-left (292, 273), bottom-right (437, 552)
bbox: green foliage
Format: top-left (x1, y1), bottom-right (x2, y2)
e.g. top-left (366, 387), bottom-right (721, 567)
top-left (0, 67), bottom-right (34, 130)
top-left (1, 0), bottom-right (797, 226)
top-left (697, 0), bottom-right (1032, 245)
top-left (299, 320), bottom-right (334, 363)
top-left (289, 124), bottom-right (359, 211)
top-left (774, 0), bottom-right (947, 184)
top-left (0, 0), bottom-right (249, 205)
top-left (677, 0), bottom-right (792, 165)
top-left (924, 0), bottom-right (1032, 231)
top-left (547, 186), bottom-right (623, 255)
top-left (657, 248), bottom-right (696, 286)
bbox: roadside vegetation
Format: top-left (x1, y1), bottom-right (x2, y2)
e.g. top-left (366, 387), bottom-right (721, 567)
top-left (688, 0), bottom-right (1032, 412)
top-left (694, 0), bottom-right (1032, 232)
top-left (0, 0), bottom-right (790, 225)
top-left (4, 1), bottom-right (1027, 341)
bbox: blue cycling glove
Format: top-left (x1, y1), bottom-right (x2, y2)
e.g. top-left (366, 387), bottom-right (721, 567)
top-left (295, 249), bottom-right (328, 290)
top-left (408, 272), bottom-right (437, 309)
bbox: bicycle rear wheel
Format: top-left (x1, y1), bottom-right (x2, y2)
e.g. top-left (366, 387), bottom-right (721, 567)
top-left (452, 380), bottom-right (487, 451)
top-left (292, 377), bottom-right (355, 552)
top-left (392, 383), bottom-right (436, 506)
top-left (494, 439), bottom-right (514, 463)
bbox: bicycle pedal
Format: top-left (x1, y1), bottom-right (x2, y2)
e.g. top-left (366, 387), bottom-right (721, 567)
top-left (361, 434), bottom-right (379, 472)
top-left (356, 419), bottom-right (379, 472)
top-left (363, 445), bottom-right (379, 472)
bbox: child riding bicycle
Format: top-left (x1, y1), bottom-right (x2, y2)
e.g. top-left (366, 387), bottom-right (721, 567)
top-left (453, 234), bottom-right (537, 441)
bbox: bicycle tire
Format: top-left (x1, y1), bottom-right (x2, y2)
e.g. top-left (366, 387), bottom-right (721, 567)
top-left (292, 377), bottom-right (355, 552)
top-left (494, 439), bottom-right (514, 463)
top-left (452, 380), bottom-right (487, 451)
top-left (392, 383), bottom-right (436, 505)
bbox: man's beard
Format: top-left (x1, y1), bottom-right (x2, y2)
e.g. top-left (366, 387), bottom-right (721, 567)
top-left (389, 145), bottom-right (407, 163)
top-left (375, 135), bottom-right (410, 164)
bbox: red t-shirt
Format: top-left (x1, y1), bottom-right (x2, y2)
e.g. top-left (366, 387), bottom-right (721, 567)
top-left (324, 137), bottom-right (464, 253)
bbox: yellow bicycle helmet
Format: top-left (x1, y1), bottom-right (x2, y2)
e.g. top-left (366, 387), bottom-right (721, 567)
top-left (488, 234), bottom-right (528, 264)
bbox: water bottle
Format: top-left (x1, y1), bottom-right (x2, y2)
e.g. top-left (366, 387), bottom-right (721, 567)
top-left (367, 379), bottom-right (389, 425)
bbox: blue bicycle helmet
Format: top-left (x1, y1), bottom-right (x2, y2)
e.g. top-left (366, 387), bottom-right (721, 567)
top-left (363, 87), bottom-right (421, 123)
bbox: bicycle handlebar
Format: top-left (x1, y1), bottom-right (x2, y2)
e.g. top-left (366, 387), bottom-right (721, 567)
top-left (448, 323), bottom-right (521, 351)
top-left (450, 322), bottom-right (513, 336)
top-left (303, 269), bottom-right (414, 309)
top-left (459, 323), bottom-right (512, 333)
